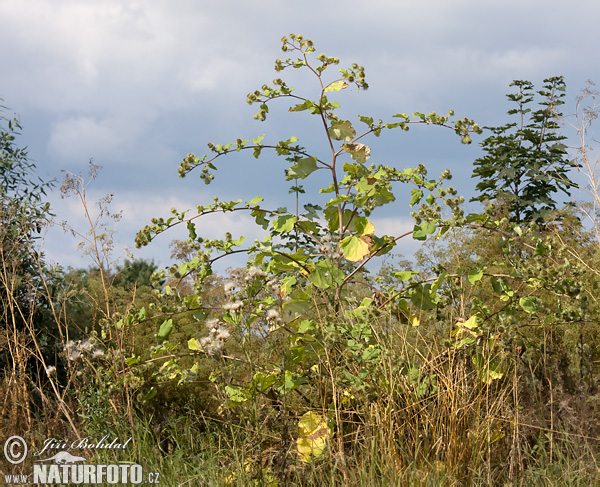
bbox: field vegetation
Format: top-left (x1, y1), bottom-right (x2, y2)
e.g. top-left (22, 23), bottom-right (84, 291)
top-left (2, 36), bottom-right (600, 485)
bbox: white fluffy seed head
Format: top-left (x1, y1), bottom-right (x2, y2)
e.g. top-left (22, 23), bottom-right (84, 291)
top-left (69, 350), bottom-right (82, 362)
top-left (205, 318), bottom-right (219, 330)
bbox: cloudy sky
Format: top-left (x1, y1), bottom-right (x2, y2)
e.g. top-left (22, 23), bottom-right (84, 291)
top-left (1, 0), bottom-right (599, 273)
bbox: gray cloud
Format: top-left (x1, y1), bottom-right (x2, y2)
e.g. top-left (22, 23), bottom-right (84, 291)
top-left (2, 0), bottom-right (599, 269)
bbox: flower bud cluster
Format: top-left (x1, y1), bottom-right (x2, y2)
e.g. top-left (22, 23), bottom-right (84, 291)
top-left (178, 153), bottom-right (201, 178)
top-left (343, 63), bottom-right (368, 90)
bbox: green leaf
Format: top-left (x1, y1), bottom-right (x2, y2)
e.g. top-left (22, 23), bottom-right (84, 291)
top-left (224, 385), bottom-right (250, 404)
top-left (247, 195), bottom-right (263, 206)
top-left (465, 213), bottom-right (488, 224)
top-left (252, 371), bottom-right (278, 392)
top-left (251, 208), bottom-right (269, 229)
top-left (348, 216), bottom-right (374, 236)
top-left (534, 240), bottom-right (547, 256)
top-left (283, 299), bottom-right (312, 322)
top-left (393, 270), bottom-right (417, 282)
top-left (473, 354), bottom-right (504, 384)
top-left (298, 319), bottom-right (316, 333)
top-left (410, 189), bottom-right (423, 207)
top-left (289, 100), bottom-right (314, 112)
top-left (279, 369), bottom-right (307, 394)
top-left (490, 276), bottom-right (503, 294)
top-left (361, 345), bottom-right (380, 362)
top-left (328, 120), bottom-right (356, 141)
top-left (468, 268), bottom-right (484, 285)
top-left (519, 296), bottom-right (541, 314)
top-left (411, 284), bottom-right (437, 310)
top-left (308, 259), bottom-right (345, 289)
top-left (157, 318), bottom-right (173, 341)
top-left (412, 222), bottom-right (436, 240)
top-left (273, 215), bottom-right (297, 233)
top-left (138, 387), bottom-right (157, 402)
top-left (188, 338), bottom-right (201, 351)
top-left (187, 221), bottom-right (197, 240)
top-left (125, 355), bottom-right (141, 366)
top-left (287, 157), bottom-right (319, 180)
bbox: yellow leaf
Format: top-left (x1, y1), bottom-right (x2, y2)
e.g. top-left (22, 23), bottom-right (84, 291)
top-left (297, 411), bottom-right (331, 462)
top-left (340, 235), bottom-right (370, 262)
top-left (324, 81), bottom-right (348, 92)
top-left (459, 314), bottom-right (479, 330)
top-left (361, 220), bottom-right (375, 236)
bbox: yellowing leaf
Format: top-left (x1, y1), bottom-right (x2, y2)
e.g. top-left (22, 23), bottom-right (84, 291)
top-left (460, 314), bottom-right (479, 330)
top-left (340, 235), bottom-right (370, 262)
top-left (411, 315), bottom-right (420, 327)
top-left (361, 220), bottom-right (375, 236)
top-left (325, 81), bottom-right (349, 92)
top-left (297, 411), bottom-right (331, 462)
top-left (342, 142), bottom-right (371, 163)
top-left (188, 338), bottom-right (201, 351)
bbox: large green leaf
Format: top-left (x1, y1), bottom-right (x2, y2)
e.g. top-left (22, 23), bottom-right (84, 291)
top-left (412, 222), bottom-right (436, 240)
top-left (519, 296), bottom-right (542, 314)
top-left (279, 369), bottom-right (307, 394)
top-left (289, 100), bottom-right (314, 112)
top-left (411, 284), bottom-right (437, 310)
top-left (308, 259), bottom-right (345, 289)
top-left (273, 215), bottom-right (297, 233)
top-left (251, 371), bottom-right (278, 392)
top-left (157, 319), bottom-right (173, 341)
top-left (283, 298), bottom-right (312, 322)
top-left (410, 189), bottom-right (423, 207)
top-left (473, 354), bottom-right (504, 384)
top-left (287, 157), bottom-right (319, 180)
top-left (224, 385), bottom-right (251, 404)
top-left (468, 268), bottom-right (484, 285)
top-left (328, 120), bottom-right (356, 141)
